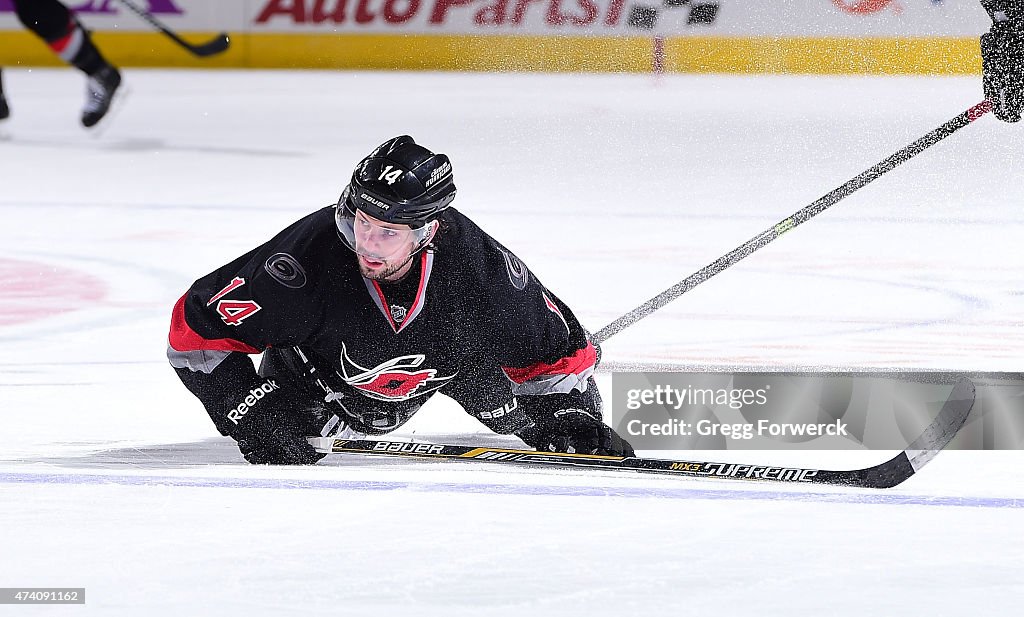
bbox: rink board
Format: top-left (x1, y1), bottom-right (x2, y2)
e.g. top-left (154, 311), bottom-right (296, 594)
top-left (0, 0), bottom-right (989, 72)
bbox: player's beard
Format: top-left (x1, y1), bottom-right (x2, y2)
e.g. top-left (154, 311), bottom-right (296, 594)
top-left (358, 252), bottom-right (415, 281)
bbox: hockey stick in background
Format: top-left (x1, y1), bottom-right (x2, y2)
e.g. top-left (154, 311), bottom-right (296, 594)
top-left (114, 0), bottom-right (230, 58)
top-left (592, 100), bottom-right (994, 344)
top-left (310, 376), bottom-right (975, 489)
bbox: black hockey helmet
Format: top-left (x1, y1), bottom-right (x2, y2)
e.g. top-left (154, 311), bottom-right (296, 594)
top-left (336, 135), bottom-right (456, 225)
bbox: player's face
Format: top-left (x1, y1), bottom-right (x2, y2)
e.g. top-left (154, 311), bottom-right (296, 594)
top-left (353, 210), bottom-right (433, 281)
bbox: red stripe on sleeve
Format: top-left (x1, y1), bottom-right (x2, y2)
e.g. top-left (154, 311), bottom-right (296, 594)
top-left (49, 19), bottom-right (76, 53)
top-left (502, 343), bottom-right (597, 385)
top-left (168, 293), bottom-right (260, 354)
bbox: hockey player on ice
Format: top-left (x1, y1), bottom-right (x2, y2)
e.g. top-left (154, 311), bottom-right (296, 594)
top-left (168, 136), bottom-right (635, 465)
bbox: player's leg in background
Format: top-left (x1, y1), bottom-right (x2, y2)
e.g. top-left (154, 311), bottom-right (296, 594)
top-left (0, 68), bottom-right (8, 120)
top-left (13, 0), bottom-right (122, 127)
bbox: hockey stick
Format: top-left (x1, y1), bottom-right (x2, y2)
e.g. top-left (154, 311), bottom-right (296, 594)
top-left (311, 376), bottom-right (975, 489)
top-left (114, 0), bottom-right (230, 57)
top-left (592, 100), bottom-right (994, 344)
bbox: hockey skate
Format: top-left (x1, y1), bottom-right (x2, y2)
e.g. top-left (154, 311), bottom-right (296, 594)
top-left (81, 65), bottom-right (121, 128)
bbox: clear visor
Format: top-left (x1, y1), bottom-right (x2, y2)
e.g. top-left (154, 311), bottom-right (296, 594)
top-left (336, 205), bottom-right (434, 260)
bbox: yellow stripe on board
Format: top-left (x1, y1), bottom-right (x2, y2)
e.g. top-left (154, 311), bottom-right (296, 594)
top-left (663, 36), bottom-right (982, 74)
top-left (0, 31), bottom-right (982, 74)
top-left (0, 31), bottom-right (241, 68)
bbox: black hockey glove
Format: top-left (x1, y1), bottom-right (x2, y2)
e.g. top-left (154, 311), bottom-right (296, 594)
top-left (224, 378), bottom-right (325, 466)
top-left (981, 7), bottom-right (1024, 122)
top-left (516, 408), bottom-right (635, 457)
top-left (173, 352), bottom-right (326, 465)
top-left (513, 381), bottom-right (634, 457)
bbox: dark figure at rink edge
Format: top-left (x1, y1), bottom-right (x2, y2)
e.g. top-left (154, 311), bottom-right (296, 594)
top-left (0, 0), bottom-right (121, 127)
top-left (168, 136), bottom-right (635, 465)
top-left (981, 0), bottom-right (1024, 122)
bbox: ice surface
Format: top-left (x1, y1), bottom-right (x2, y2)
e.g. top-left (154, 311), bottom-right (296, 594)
top-left (0, 70), bottom-right (1021, 615)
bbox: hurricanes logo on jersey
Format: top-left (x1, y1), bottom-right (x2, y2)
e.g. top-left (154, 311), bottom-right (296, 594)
top-left (498, 246), bottom-right (529, 290)
top-left (338, 343), bottom-right (456, 402)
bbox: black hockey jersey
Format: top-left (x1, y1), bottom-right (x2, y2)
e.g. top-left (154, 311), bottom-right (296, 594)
top-left (168, 206), bottom-right (597, 435)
